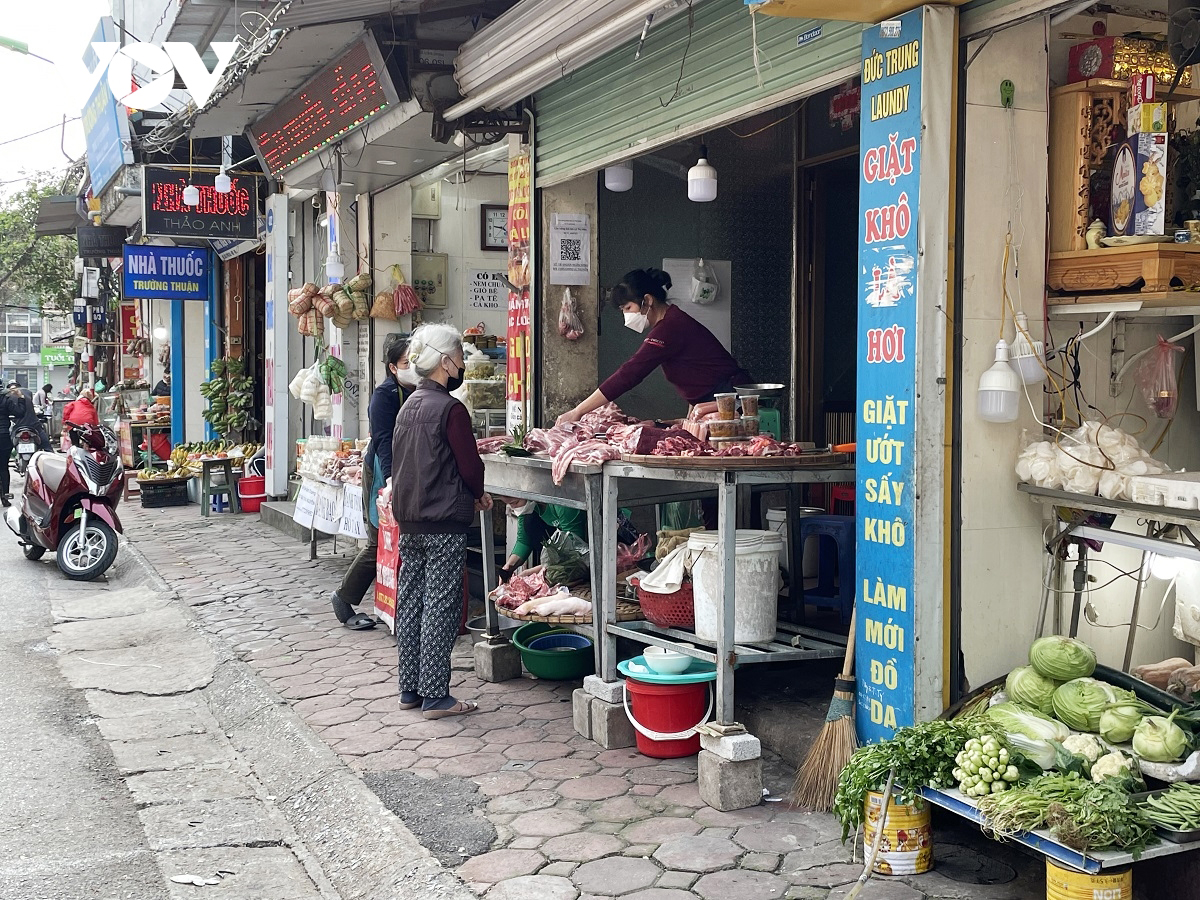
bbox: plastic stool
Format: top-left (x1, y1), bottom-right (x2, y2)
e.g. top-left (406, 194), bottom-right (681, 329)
top-left (798, 514), bottom-right (855, 624)
top-left (830, 484), bottom-right (855, 515)
top-left (200, 458), bottom-right (241, 517)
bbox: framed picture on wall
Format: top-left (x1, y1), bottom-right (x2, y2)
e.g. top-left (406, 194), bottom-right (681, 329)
top-left (481, 204), bottom-right (509, 251)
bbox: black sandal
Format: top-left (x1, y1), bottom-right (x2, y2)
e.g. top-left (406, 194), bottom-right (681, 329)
top-left (344, 613), bottom-right (377, 631)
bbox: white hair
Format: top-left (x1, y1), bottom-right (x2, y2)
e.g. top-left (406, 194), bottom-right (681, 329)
top-left (408, 323), bottom-right (464, 377)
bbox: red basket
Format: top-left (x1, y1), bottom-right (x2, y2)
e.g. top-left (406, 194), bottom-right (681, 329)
top-left (636, 582), bottom-right (695, 629)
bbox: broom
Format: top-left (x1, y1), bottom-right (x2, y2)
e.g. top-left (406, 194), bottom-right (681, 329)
top-left (789, 609), bottom-right (858, 811)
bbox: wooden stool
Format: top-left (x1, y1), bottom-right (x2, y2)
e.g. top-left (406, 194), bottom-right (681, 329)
top-left (199, 458), bottom-right (240, 517)
top-left (122, 471), bottom-right (141, 502)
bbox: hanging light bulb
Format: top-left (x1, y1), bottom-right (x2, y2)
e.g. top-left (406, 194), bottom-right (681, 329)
top-left (978, 339), bottom-right (1021, 423)
top-left (182, 183), bottom-right (200, 206)
top-left (687, 144), bottom-right (717, 202)
top-left (1149, 553), bottom-right (1181, 581)
top-left (1010, 311), bottom-right (1047, 385)
top-left (214, 170), bottom-right (231, 194)
top-left (325, 252), bottom-right (345, 282)
top-left (604, 162), bottom-right (633, 192)
top-left (153, 323), bottom-right (168, 340)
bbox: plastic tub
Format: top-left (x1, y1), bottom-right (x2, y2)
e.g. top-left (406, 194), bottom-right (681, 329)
top-left (688, 530), bottom-right (783, 643)
top-left (741, 415), bottom-right (760, 436)
top-left (238, 475), bottom-right (266, 513)
top-left (714, 393), bottom-right (737, 420)
top-left (624, 677), bottom-right (711, 758)
top-left (765, 508), bottom-right (823, 577)
top-left (512, 622), bottom-right (594, 680)
top-left (739, 394), bottom-right (759, 416)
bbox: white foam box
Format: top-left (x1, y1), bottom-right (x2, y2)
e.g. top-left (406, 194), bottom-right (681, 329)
top-left (1129, 472), bottom-right (1200, 510)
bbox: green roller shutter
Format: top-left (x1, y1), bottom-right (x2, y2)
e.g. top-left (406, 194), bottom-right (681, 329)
top-left (533, 0), bottom-right (862, 186)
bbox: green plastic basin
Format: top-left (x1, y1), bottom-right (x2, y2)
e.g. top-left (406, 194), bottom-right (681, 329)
top-left (512, 622), bottom-right (594, 681)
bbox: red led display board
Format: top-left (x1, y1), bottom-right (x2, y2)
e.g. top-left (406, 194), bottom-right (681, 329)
top-left (249, 32), bottom-right (404, 176)
top-left (142, 166), bottom-right (261, 240)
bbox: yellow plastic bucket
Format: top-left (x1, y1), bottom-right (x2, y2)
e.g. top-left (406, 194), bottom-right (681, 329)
top-left (862, 790), bottom-right (933, 875)
top-left (1045, 861), bottom-right (1131, 900)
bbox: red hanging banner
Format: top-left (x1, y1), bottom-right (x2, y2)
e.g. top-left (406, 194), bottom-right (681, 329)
top-left (506, 153), bottom-right (531, 432)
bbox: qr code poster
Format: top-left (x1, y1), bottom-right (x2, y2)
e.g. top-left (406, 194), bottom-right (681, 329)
top-left (548, 213), bottom-right (590, 286)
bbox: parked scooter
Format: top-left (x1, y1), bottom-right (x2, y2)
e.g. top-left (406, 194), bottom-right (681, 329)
top-left (6, 423), bottom-right (124, 580)
top-left (11, 423), bottom-right (41, 475)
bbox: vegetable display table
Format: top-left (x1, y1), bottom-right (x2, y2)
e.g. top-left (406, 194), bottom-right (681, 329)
top-left (596, 458), bottom-right (855, 810)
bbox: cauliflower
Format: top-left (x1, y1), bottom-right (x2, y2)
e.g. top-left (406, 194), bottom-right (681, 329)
top-left (1091, 750), bottom-right (1136, 782)
top-left (1062, 733), bottom-right (1106, 763)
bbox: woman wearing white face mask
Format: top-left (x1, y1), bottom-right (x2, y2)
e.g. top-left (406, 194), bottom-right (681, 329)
top-left (331, 336), bottom-right (418, 630)
top-left (555, 267), bottom-right (751, 427)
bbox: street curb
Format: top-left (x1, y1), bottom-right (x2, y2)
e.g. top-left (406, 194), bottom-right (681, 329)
top-left (121, 537), bottom-right (478, 900)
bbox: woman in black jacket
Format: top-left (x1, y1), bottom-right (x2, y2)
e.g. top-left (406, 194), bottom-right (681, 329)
top-left (331, 336), bottom-right (419, 629)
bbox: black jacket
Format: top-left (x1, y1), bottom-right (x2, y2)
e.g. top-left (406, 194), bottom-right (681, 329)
top-left (391, 382), bottom-right (476, 534)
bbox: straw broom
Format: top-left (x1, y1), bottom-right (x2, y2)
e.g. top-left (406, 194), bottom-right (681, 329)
top-left (789, 609), bottom-right (857, 811)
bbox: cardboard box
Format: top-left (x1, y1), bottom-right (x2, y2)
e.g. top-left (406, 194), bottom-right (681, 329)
top-left (1110, 131), bottom-right (1168, 237)
top-left (1128, 102), bottom-right (1168, 135)
top-left (1131, 73), bottom-right (1156, 105)
top-left (1068, 37), bottom-right (1185, 86)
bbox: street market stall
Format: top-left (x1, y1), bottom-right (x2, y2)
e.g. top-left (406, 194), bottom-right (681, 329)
top-left (291, 437), bottom-right (370, 558)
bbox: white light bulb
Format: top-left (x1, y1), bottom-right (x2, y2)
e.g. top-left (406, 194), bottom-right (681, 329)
top-left (687, 145), bottom-right (717, 202)
top-left (214, 171), bottom-right (231, 194)
top-left (153, 324), bottom-right (168, 340)
top-left (182, 184), bottom-right (200, 206)
top-left (326, 252), bottom-right (345, 282)
top-left (977, 339), bottom-right (1021, 423)
top-left (604, 162), bottom-right (633, 192)
top-left (1149, 553), bottom-right (1181, 581)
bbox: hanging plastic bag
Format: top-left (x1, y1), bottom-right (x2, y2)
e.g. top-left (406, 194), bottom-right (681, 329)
top-left (542, 530), bottom-right (591, 587)
top-left (1135, 336), bottom-right (1185, 419)
top-left (558, 288), bottom-right (584, 341)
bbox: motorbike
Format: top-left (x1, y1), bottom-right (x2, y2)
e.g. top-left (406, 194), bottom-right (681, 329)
top-left (6, 423), bottom-right (124, 580)
top-left (11, 423), bottom-right (41, 475)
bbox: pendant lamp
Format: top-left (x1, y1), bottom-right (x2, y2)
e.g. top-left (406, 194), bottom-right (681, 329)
top-left (183, 139), bottom-right (200, 205)
top-left (325, 252), bottom-right (345, 282)
top-left (1010, 311), bottom-right (1047, 385)
top-left (214, 170), bottom-right (231, 194)
top-left (978, 340), bottom-right (1021, 423)
top-left (688, 144), bottom-right (717, 202)
top-left (604, 162), bottom-right (633, 192)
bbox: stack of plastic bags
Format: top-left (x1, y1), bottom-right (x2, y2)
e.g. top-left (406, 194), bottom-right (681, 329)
top-left (288, 363), bottom-right (334, 421)
top-left (1015, 421), bottom-right (1170, 500)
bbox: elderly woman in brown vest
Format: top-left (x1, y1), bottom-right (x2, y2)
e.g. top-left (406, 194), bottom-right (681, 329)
top-left (391, 323), bottom-right (492, 719)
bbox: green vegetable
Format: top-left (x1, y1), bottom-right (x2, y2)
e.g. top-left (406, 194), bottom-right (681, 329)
top-left (1099, 703), bottom-right (1143, 745)
top-left (1030, 636), bottom-right (1097, 681)
top-left (1061, 733), bottom-right (1106, 763)
top-left (1006, 666), bottom-right (1059, 716)
top-left (833, 719), bottom-right (989, 841)
top-left (1140, 782), bottom-right (1200, 831)
top-left (954, 735), bottom-right (1020, 797)
top-left (1004, 732), bottom-right (1057, 770)
top-left (1133, 709), bottom-right (1190, 763)
top-left (986, 703), bottom-right (1070, 743)
top-left (977, 772), bottom-right (1154, 856)
top-left (1053, 678), bottom-right (1127, 733)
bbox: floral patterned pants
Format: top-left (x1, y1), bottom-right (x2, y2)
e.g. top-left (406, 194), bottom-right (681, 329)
top-left (395, 532), bottom-right (466, 701)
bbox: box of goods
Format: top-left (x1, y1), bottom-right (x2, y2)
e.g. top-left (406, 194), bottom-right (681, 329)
top-left (463, 379), bottom-right (506, 410)
top-left (1129, 472), bottom-right (1200, 510)
top-left (1127, 101), bottom-right (1167, 136)
top-left (1109, 131), bottom-right (1168, 237)
top-left (140, 476), bottom-right (191, 508)
top-left (465, 359), bottom-right (496, 380)
top-left (1068, 37), bottom-right (1187, 86)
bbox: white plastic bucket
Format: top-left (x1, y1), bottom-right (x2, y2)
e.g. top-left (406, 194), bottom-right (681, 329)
top-left (764, 508), bottom-right (823, 578)
top-left (688, 529), bottom-right (783, 643)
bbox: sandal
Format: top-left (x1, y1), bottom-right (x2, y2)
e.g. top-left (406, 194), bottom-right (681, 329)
top-left (421, 700), bottom-right (478, 720)
top-left (344, 613), bottom-right (377, 631)
top-left (399, 691), bottom-right (422, 710)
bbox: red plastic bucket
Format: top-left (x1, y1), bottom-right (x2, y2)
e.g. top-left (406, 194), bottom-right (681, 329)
top-left (624, 678), bottom-right (709, 758)
top-left (237, 475), bottom-right (266, 513)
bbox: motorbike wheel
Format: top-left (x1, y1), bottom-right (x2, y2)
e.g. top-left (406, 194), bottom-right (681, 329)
top-left (56, 519), bottom-right (118, 581)
top-left (23, 544), bottom-right (45, 560)
top-left (14, 457), bottom-right (27, 476)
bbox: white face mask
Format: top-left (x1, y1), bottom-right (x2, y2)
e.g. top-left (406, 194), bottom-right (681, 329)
top-left (394, 366), bottom-right (420, 389)
top-left (623, 310), bottom-right (650, 334)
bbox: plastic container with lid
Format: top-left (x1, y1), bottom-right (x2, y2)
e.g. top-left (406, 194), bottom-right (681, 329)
top-left (714, 392), bottom-right (737, 420)
top-left (462, 379), bottom-right (506, 409)
top-left (688, 529), bottom-right (783, 643)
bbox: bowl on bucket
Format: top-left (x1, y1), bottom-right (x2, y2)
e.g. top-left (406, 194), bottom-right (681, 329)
top-left (643, 646), bottom-right (691, 675)
top-left (512, 622), bottom-right (594, 680)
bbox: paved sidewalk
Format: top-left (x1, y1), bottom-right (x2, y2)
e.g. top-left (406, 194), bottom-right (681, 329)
top-left (126, 504), bottom-right (1043, 900)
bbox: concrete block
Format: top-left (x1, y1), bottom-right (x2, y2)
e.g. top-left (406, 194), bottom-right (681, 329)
top-left (474, 640), bottom-right (522, 683)
top-left (698, 749), bottom-right (763, 811)
top-left (583, 675), bottom-right (624, 704)
top-left (589, 698), bottom-right (636, 750)
top-left (572, 689), bottom-right (594, 739)
top-left (700, 732), bottom-right (761, 762)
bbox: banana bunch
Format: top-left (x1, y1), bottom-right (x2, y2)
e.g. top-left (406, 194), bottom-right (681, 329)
top-left (319, 356), bottom-right (348, 394)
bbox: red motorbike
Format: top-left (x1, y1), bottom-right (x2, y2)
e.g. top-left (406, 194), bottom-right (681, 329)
top-left (6, 423), bottom-right (124, 580)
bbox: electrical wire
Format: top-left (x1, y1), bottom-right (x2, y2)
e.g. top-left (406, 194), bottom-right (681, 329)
top-left (724, 101), bottom-right (804, 139)
top-left (0, 119), bottom-right (81, 148)
top-left (659, 0), bottom-right (694, 109)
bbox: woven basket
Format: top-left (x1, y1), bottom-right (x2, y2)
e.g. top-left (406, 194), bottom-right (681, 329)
top-left (637, 582), bottom-right (695, 629)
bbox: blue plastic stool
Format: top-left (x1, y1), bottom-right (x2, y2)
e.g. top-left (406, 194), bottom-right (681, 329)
top-left (798, 514), bottom-right (855, 624)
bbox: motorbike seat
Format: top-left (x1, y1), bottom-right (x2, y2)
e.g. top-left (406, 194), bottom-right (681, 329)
top-left (34, 452), bottom-right (68, 492)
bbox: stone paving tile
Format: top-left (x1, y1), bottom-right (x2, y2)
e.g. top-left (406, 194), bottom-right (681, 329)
top-left (540, 833), bottom-right (624, 863)
top-left (735, 822), bottom-right (819, 853)
top-left (622, 817), bottom-right (701, 845)
top-left (509, 808), bottom-right (590, 838)
top-left (694, 870), bottom-right (789, 900)
top-left (457, 849), bottom-right (546, 884)
top-left (487, 875), bottom-right (579, 900)
top-left (572, 857), bottom-right (660, 895)
top-left (652, 834), bottom-right (742, 873)
top-left (559, 775), bottom-right (630, 801)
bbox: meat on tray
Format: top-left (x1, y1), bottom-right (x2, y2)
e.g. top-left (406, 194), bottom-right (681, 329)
top-left (492, 567), bottom-right (555, 610)
top-left (652, 431), bottom-right (710, 456)
top-left (551, 437), bottom-right (621, 484)
top-left (476, 435), bottom-right (510, 454)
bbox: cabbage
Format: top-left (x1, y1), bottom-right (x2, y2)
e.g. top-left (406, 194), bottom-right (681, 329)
top-left (1133, 709), bottom-right (1190, 762)
top-left (1099, 704), bottom-right (1143, 744)
top-left (1052, 678), bottom-right (1125, 733)
top-left (1006, 666), bottom-right (1059, 715)
top-left (987, 702), bottom-right (1070, 742)
top-left (1029, 636), bottom-right (1097, 681)
top-left (1005, 732), bottom-right (1057, 770)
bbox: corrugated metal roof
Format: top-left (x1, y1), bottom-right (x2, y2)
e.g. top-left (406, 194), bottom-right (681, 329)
top-left (274, 0), bottom-right (422, 29)
top-left (533, 0), bottom-right (861, 185)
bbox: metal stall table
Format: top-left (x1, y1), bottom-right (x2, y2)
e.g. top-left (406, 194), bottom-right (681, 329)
top-left (598, 457), bottom-right (857, 728)
top-left (476, 454), bottom-right (608, 676)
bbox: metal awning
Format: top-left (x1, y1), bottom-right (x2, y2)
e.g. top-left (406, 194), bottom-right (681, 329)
top-left (273, 0), bottom-right (421, 28)
top-left (446, 0), bottom-right (695, 119)
top-left (35, 196), bottom-right (85, 237)
top-left (164, 0), bottom-right (238, 52)
top-left (749, 0), bottom-right (970, 21)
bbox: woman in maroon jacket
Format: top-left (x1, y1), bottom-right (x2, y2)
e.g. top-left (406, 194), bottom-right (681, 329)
top-left (391, 324), bottom-right (492, 719)
top-left (556, 267), bottom-right (751, 427)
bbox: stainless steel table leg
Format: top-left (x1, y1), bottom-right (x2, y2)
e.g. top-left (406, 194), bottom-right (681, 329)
top-left (601, 472), bottom-right (621, 683)
top-left (1122, 522), bottom-right (1155, 672)
top-left (1069, 542), bottom-right (1088, 638)
top-left (717, 473), bottom-right (737, 726)
top-left (584, 475), bottom-right (606, 677)
top-left (480, 506), bottom-right (500, 640)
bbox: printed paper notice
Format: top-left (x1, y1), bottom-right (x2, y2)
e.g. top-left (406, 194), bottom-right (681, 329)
top-left (468, 270), bottom-right (505, 310)
top-left (549, 213), bottom-right (590, 285)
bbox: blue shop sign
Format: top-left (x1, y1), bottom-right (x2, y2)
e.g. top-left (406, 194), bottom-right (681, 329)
top-left (122, 245), bottom-right (211, 300)
top-left (855, 10), bottom-right (922, 745)
top-left (80, 18), bottom-right (132, 194)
